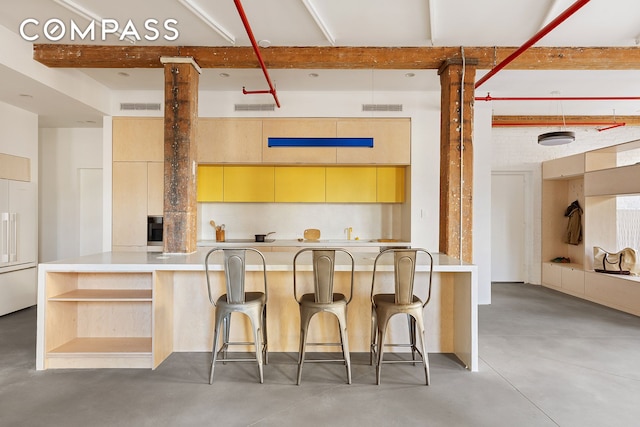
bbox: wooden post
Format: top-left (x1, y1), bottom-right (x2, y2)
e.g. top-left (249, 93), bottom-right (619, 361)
top-left (438, 58), bottom-right (477, 262)
top-left (161, 57), bottom-right (200, 254)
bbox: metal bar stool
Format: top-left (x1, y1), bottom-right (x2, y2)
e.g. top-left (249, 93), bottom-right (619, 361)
top-left (370, 248), bottom-right (434, 385)
top-left (204, 248), bottom-right (268, 384)
top-left (293, 248), bottom-right (355, 385)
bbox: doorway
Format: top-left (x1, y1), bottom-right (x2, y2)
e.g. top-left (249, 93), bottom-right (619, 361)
top-left (491, 172), bottom-right (528, 282)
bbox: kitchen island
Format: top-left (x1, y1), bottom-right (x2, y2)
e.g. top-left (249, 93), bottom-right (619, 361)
top-left (36, 249), bottom-right (477, 372)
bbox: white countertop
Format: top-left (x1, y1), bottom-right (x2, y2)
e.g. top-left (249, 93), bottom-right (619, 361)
top-left (197, 239), bottom-right (411, 248)
top-left (39, 249), bottom-right (476, 273)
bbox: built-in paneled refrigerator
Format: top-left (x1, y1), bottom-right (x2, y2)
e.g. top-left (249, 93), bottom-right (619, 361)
top-left (0, 178), bottom-right (37, 316)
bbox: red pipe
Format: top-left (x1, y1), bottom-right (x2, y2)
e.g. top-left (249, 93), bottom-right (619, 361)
top-left (475, 0), bottom-right (591, 89)
top-left (597, 123), bottom-right (626, 131)
top-left (233, 0), bottom-right (281, 108)
top-left (477, 94), bottom-right (640, 102)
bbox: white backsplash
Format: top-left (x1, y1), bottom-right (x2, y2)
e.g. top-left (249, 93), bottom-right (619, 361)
top-left (198, 202), bottom-right (406, 241)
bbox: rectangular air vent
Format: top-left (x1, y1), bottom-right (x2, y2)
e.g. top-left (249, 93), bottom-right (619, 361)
top-left (362, 104), bottom-right (403, 112)
top-left (120, 103), bottom-right (162, 111)
top-left (234, 103), bottom-right (276, 111)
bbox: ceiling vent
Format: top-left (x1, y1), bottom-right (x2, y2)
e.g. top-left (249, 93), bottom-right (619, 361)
top-left (120, 103), bottom-right (162, 111)
top-left (362, 104), bottom-right (403, 112)
top-left (234, 103), bottom-right (276, 112)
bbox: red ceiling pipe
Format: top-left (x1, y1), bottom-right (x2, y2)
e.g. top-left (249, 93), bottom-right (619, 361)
top-left (475, 0), bottom-right (591, 89)
top-left (597, 123), bottom-right (626, 131)
top-left (233, 0), bottom-right (281, 108)
top-left (477, 94), bottom-right (640, 102)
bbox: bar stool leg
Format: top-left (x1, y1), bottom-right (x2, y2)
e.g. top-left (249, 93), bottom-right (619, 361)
top-left (414, 313), bottom-right (430, 385)
top-left (210, 311), bottom-right (225, 384)
top-left (262, 305), bottom-right (268, 365)
top-left (296, 310), bottom-right (313, 385)
top-left (336, 309), bottom-right (352, 385)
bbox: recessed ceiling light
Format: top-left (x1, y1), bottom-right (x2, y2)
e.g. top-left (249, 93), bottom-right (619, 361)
top-left (117, 72), bottom-right (130, 77)
top-left (219, 72), bottom-right (230, 78)
top-left (258, 39), bottom-right (271, 48)
top-left (405, 72), bottom-right (415, 78)
top-left (308, 73), bottom-right (319, 78)
top-left (19, 93), bottom-right (33, 98)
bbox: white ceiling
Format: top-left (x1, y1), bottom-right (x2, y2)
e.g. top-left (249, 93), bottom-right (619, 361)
top-left (2, 0), bottom-right (640, 127)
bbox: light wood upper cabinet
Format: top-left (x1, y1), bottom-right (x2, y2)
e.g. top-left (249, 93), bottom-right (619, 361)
top-left (197, 165), bottom-right (224, 202)
top-left (542, 153), bottom-right (584, 179)
top-left (274, 166), bottom-right (325, 202)
top-left (326, 166), bottom-right (377, 202)
top-left (147, 162), bottom-right (164, 216)
top-left (223, 166), bottom-right (275, 202)
top-left (262, 118), bottom-right (337, 164)
top-left (113, 162), bottom-right (148, 247)
top-left (336, 118), bottom-right (410, 165)
top-left (197, 118), bottom-right (263, 163)
top-left (113, 117), bottom-right (164, 162)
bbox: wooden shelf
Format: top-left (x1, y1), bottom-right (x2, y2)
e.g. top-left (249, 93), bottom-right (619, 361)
top-left (49, 289), bottom-right (152, 302)
top-left (48, 337), bottom-right (152, 355)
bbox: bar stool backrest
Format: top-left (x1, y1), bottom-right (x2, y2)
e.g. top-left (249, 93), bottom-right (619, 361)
top-left (394, 250), bottom-right (417, 304)
top-left (224, 249), bottom-right (248, 304)
top-left (372, 248), bottom-right (433, 308)
top-left (312, 250), bottom-right (336, 303)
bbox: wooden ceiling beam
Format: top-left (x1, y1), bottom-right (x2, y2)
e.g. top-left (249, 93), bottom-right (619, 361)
top-left (33, 45), bottom-right (640, 70)
top-left (492, 115), bottom-right (640, 126)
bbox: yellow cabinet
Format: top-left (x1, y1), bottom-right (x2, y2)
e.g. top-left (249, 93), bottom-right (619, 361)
top-left (377, 167), bottom-right (405, 203)
top-left (336, 118), bottom-right (410, 165)
top-left (197, 165), bottom-right (224, 202)
top-left (223, 166), bottom-right (274, 202)
top-left (326, 167), bottom-right (377, 203)
top-left (275, 167), bottom-right (326, 202)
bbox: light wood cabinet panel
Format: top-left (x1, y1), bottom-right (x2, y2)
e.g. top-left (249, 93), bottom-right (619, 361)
top-left (326, 167), bottom-right (376, 202)
top-left (377, 167), bottom-right (405, 202)
top-left (197, 165), bottom-right (224, 202)
top-left (197, 118), bottom-right (263, 163)
top-left (223, 166), bottom-right (274, 202)
top-left (542, 153), bottom-right (584, 179)
top-left (561, 267), bottom-right (585, 295)
top-left (541, 263), bottom-right (562, 288)
top-left (113, 117), bottom-right (164, 162)
top-left (113, 162), bottom-right (147, 247)
top-left (0, 153), bottom-right (30, 181)
top-left (262, 118), bottom-right (337, 164)
top-left (147, 162), bottom-right (164, 216)
top-left (584, 163), bottom-right (640, 196)
top-left (274, 166), bottom-right (326, 202)
top-left (336, 118), bottom-right (410, 164)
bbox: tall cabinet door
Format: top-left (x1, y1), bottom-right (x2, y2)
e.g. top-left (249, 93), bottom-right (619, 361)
top-left (8, 180), bottom-right (37, 266)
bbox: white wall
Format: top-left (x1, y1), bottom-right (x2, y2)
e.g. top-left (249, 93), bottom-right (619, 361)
top-left (491, 125), bottom-right (640, 284)
top-left (39, 127), bottom-right (103, 262)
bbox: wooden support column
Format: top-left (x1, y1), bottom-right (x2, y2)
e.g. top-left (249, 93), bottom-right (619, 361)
top-left (438, 58), bottom-right (477, 262)
top-left (161, 57), bottom-right (200, 254)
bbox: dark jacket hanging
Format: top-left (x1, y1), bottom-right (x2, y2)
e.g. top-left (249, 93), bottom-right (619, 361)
top-left (564, 200), bottom-right (583, 245)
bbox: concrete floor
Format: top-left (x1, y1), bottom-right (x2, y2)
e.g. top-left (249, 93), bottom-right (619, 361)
top-left (2, 283), bottom-right (640, 426)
